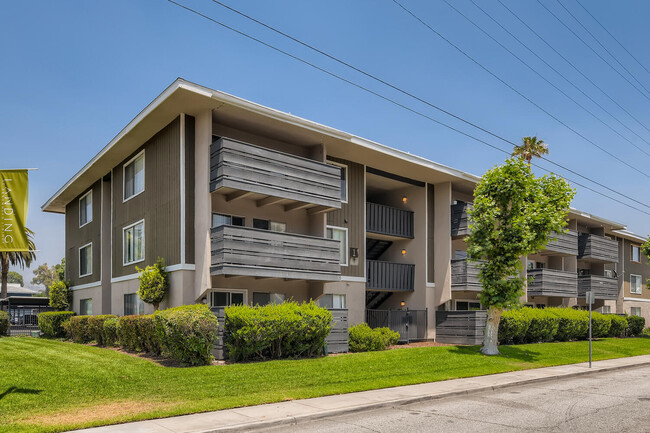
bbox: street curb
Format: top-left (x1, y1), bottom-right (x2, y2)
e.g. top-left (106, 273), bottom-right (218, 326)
top-left (183, 359), bottom-right (650, 433)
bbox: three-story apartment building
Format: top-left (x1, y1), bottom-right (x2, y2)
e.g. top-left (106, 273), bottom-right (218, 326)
top-left (42, 79), bottom-right (650, 338)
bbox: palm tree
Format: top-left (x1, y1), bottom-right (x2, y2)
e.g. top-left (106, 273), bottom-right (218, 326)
top-left (1, 229), bottom-right (36, 299)
top-left (512, 136), bottom-right (549, 163)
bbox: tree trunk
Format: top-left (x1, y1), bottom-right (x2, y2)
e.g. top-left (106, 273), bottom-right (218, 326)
top-left (1, 255), bottom-right (8, 300)
top-left (481, 306), bottom-right (503, 355)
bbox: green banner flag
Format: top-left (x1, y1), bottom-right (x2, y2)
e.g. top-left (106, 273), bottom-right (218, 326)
top-left (0, 170), bottom-right (29, 252)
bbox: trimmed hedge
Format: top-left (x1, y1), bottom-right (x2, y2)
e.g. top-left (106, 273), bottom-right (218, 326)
top-left (0, 311), bottom-right (9, 336)
top-left (88, 315), bottom-right (117, 345)
top-left (498, 307), bottom-right (637, 345)
top-left (38, 311), bottom-right (75, 338)
top-left (155, 304), bottom-right (219, 365)
top-left (66, 316), bottom-right (92, 343)
top-left (138, 315), bottom-right (161, 355)
top-left (103, 318), bottom-right (119, 346)
top-left (225, 301), bottom-right (332, 362)
top-left (118, 315), bottom-right (141, 351)
top-left (349, 323), bottom-right (400, 352)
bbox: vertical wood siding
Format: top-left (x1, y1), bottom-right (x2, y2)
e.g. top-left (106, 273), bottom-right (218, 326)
top-left (185, 115), bottom-right (195, 264)
top-left (65, 180), bottom-right (102, 287)
top-left (112, 117), bottom-right (182, 277)
top-left (327, 157), bottom-right (365, 278)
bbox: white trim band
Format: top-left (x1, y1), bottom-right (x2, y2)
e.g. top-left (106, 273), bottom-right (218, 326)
top-left (341, 276), bottom-right (366, 282)
top-left (70, 281), bottom-right (102, 291)
top-left (110, 264), bottom-right (196, 283)
top-left (623, 297), bottom-right (650, 303)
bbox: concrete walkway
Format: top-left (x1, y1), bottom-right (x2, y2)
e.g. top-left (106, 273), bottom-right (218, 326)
top-left (74, 354), bottom-right (650, 433)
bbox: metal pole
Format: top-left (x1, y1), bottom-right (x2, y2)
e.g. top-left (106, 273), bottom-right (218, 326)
top-left (589, 295), bottom-right (592, 368)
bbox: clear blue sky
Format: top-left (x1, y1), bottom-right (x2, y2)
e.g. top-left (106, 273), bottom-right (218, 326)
top-left (2, 0), bottom-right (650, 286)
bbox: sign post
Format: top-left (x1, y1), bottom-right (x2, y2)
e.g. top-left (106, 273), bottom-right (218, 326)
top-left (585, 290), bottom-right (594, 368)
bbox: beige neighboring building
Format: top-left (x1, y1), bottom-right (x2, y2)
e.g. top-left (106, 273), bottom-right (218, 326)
top-left (42, 78), bottom-right (649, 339)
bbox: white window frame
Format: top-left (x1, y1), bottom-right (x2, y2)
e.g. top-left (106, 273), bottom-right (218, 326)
top-left (632, 245), bottom-right (642, 263)
top-left (631, 306), bottom-right (642, 317)
top-left (327, 225), bottom-right (349, 267)
top-left (122, 219), bottom-right (145, 266)
top-left (78, 242), bottom-right (93, 278)
top-left (79, 190), bottom-right (93, 228)
top-left (122, 150), bottom-right (145, 202)
top-left (328, 161), bottom-right (348, 204)
top-left (630, 274), bottom-right (643, 294)
top-left (455, 299), bottom-right (483, 311)
top-left (123, 293), bottom-right (145, 316)
top-left (332, 294), bottom-right (346, 309)
top-left (209, 288), bottom-right (248, 307)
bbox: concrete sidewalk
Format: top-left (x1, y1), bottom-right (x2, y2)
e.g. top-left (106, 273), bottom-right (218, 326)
top-left (74, 354), bottom-right (650, 433)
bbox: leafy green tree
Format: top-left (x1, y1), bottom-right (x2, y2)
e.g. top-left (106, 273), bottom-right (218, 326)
top-left (31, 263), bottom-right (59, 291)
top-left (136, 258), bottom-right (169, 311)
top-left (1, 228), bottom-right (36, 299)
top-left (642, 238), bottom-right (650, 287)
top-left (49, 281), bottom-right (72, 311)
top-left (512, 136), bottom-right (549, 163)
top-left (467, 158), bottom-right (574, 355)
top-left (7, 271), bottom-right (23, 286)
top-left (54, 258), bottom-right (65, 282)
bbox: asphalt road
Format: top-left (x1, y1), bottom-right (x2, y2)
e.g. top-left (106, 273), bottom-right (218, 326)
top-left (260, 365), bottom-right (650, 432)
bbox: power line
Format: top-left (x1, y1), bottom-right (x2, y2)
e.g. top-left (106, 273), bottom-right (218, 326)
top-left (468, 0), bottom-right (650, 152)
top-left (204, 0), bottom-right (650, 209)
top-left (495, 0), bottom-right (650, 137)
top-left (164, 0), bottom-right (650, 216)
top-left (575, 0), bottom-right (650, 79)
top-left (391, 0), bottom-right (650, 179)
top-left (442, 0), bottom-right (650, 158)
top-left (556, 0), bottom-right (650, 95)
top-left (535, 0), bottom-right (650, 101)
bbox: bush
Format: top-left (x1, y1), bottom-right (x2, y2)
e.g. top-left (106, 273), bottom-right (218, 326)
top-left (103, 318), bottom-right (119, 346)
top-left (627, 315), bottom-right (645, 336)
top-left (136, 258), bottom-right (169, 310)
top-left (38, 311), bottom-right (74, 338)
top-left (0, 311), bottom-right (9, 336)
top-left (499, 310), bottom-right (531, 345)
top-left (522, 308), bottom-right (559, 343)
top-left (349, 323), bottom-right (399, 352)
top-left (549, 308), bottom-right (588, 341)
top-left (66, 316), bottom-right (92, 343)
top-left (118, 315), bottom-right (142, 351)
top-left (225, 301), bottom-right (332, 362)
top-left (155, 304), bottom-right (219, 365)
top-left (88, 315), bottom-right (117, 345)
top-left (138, 315), bottom-right (161, 355)
top-left (48, 281), bottom-right (72, 311)
top-left (607, 315), bottom-right (628, 338)
top-left (590, 312), bottom-right (611, 338)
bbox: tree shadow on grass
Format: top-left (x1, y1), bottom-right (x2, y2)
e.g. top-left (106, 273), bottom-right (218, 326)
top-left (447, 345), bottom-right (541, 363)
top-left (0, 386), bottom-right (42, 401)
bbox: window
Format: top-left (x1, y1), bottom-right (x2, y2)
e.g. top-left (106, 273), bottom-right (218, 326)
top-left (536, 262), bottom-right (546, 269)
top-left (456, 301), bottom-right (481, 311)
top-left (630, 274), bottom-right (643, 294)
top-left (332, 294), bottom-right (346, 309)
top-left (210, 290), bottom-right (245, 307)
top-left (79, 190), bottom-right (92, 227)
top-left (329, 162), bottom-right (348, 202)
top-left (123, 151), bottom-right (145, 201)
top-left (80, 299), bottom-right (92, 315)
top-left (124, 293), bottom-right (145, 316)
top-left (79, 243), bottom-right (92, 277)
top-left (253, 219), bottom-right (286, 232)
top-left (317, 294), bottom-right (346, 309)
top-left (212, 214), bottom-right (244, 228)
top-left (270, 221), bottom-right (286, 233)
top-left (123, 220), bottom-right (144, 265)
top-left (631, 307), bottom-right (642, 317)
top-left (252, 292), bottom-right (286, 306)
top-left (602, 306), bottom-right (611, 314)
top-left (527, 261), bottom-right (535, 270)
top-left (632, 245), bottom-right (642, 263)
top-left (326, 226), bottom-right (348, 266)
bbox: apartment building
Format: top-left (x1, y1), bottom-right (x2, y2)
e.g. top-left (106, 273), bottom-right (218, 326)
top-left (42, 79), bottom-right (650, 339)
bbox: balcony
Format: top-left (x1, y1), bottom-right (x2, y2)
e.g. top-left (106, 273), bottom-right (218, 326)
top-left (451, 202), bottom-right (472, 238)
top-left (578, 275), bottom-right (619, 300)
top-left (366, 260), bottom-right (415, 291)
top-left (527, 268), bottom-right (578, 298)
top-left (578, 234), bottom-right (619, 263)
top-left (451, 259), bottom-right (482, 292)
top-left (210, 137), bottom-right (342, 210)
top-left (542, 230), bottom-right (578, 256)
top-left (366, 202), bottom-right (414, 239)
top-left (211, 225), bottom-right (341, 281)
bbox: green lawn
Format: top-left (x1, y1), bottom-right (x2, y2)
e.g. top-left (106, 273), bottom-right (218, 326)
top-left (2, 338), bottom-right (650, 433)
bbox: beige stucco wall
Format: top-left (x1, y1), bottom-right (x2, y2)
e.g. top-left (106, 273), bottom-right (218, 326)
top-left (622, 300), bottom-right (650, 324)
top-left (322, 281), bottom-right (366, 326)
top-left (71, 285), bottom-right (102, 315)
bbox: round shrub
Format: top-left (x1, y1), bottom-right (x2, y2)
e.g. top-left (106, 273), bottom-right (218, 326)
top-left (103, 318), bottom-right (119, 346)
top-left (136, 258), bottom-right (169, 310)
top-left (627, 315), bottom-right (645, 336)
top-left (155, 304), bottom-right (219, 366)
top-left (549, 308), bottom-right (588, 341)
top-left (225, 302), bottom-right (332, 361)
top-left (0, 311), bottom-right (9, 336)
top-left (348, 323), bottom-right (399, 352)
top-left (38, 311), bottom-right (75, 338)
top-left (48, 281), bottom-right (72, 311)
top-left (66, 316), bottom-right (93, 343)
top-left (88, 315), bottom-right (117, 345)
top-left (607, 315), bottom-right (627, 338)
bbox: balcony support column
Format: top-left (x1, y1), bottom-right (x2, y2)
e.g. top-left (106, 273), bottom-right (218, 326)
top-left (194, 109), bottom-right (213, 301)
